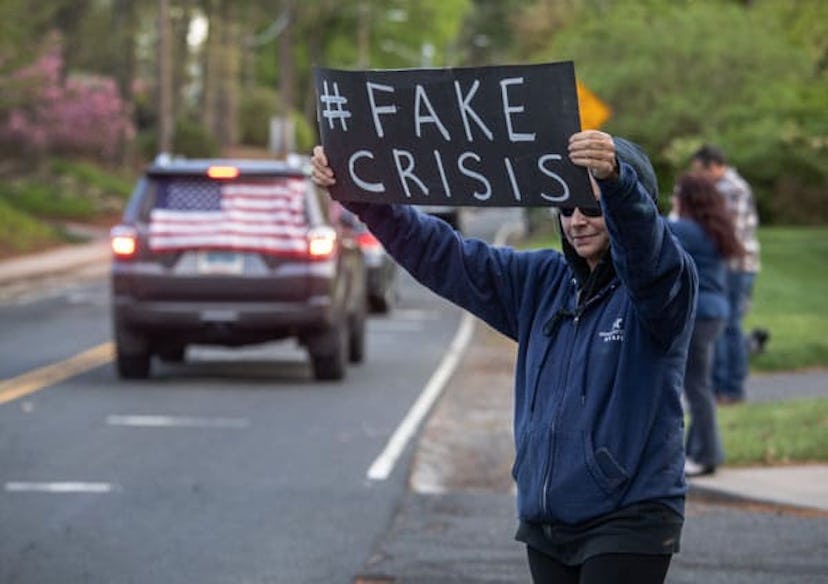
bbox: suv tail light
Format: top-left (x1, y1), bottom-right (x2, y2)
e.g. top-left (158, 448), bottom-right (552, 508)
top-left (307, 226), bottom-right (337, 259)
top-left (356, 231), bottom-right (382, 251)
top-left (111, 225), bottom-right (138, 258)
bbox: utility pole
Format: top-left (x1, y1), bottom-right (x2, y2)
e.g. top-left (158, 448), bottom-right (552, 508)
top-left (158, 0), bottom-right (173, 154)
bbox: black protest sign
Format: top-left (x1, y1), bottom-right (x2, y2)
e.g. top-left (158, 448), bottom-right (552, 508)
top-left (314, 61), bottom-right (594, 209)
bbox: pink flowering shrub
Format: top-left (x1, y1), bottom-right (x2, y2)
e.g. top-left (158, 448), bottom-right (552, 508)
top-left (0, 35), bottom-right (134, 162)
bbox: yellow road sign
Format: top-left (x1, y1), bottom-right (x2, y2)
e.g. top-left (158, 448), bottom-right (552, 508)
top-left (577, 81), bottom-right (611, 130)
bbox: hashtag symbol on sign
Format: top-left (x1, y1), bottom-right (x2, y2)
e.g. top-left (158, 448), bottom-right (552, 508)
top-left (320, 80), bottom-right (352, 132)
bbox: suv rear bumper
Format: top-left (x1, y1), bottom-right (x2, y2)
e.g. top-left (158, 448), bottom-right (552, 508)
top-left (114, 296), bottom-right (335, 335)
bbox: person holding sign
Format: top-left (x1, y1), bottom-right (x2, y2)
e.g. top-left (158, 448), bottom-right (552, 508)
top-left (312, 130), bottom-right (697, 584)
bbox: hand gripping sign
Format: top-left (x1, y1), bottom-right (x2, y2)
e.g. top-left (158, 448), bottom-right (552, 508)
top-left (314, 61), bottom-right (595, 210)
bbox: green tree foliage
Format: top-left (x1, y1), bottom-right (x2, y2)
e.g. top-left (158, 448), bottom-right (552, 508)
top-left (522, 0), bottom-right (827, 223)
top-left (0, 0), bottom-right (61, 66)
top-left (246, 0), bottom-right (472, 140)
top-left (455, 0), bottom-right (525, 65)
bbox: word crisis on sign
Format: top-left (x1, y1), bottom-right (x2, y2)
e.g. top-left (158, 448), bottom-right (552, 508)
top-left (313, 61), bottom-right (595, 209)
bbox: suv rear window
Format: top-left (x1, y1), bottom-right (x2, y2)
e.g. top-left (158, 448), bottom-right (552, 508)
top-left (143, 176), bottom-right (310, 256)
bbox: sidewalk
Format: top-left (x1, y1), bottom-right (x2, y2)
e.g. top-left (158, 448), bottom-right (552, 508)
top-left (0, 232), bottom-right (110, 303)
top-left (0, 238), bottom-right (110, 286)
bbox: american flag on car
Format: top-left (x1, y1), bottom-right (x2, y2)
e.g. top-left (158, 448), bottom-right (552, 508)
top-left (148, 177), bottom-right (309, 255)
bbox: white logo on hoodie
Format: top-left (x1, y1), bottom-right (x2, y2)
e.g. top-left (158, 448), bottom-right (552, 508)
top-left (598, 317), bottom-right (624, 343)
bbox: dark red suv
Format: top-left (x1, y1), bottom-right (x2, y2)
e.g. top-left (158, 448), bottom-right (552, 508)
top-left (110, 157), bottom-right (367, 381)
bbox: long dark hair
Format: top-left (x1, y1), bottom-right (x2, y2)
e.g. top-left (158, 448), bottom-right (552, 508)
top-left (675, 172), bottom-right (745, 259)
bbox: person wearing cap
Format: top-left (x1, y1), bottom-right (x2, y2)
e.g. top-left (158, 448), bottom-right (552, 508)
top-left (312, 130), bottom-right (697, 584)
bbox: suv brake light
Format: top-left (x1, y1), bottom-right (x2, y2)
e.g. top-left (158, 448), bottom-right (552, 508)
top-left (111, 225), bottom-right (138, 258)
top-left (308, 226), bottom-right (337, 259)
top-left (207, 165), bottom-right (240, 179)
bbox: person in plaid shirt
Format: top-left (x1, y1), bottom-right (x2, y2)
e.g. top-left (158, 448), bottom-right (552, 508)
top-left (691, 145), bottom-right (760, 404)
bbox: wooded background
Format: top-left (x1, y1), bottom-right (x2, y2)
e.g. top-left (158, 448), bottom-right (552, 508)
top-left (1, 0), bottom-right (825, 224)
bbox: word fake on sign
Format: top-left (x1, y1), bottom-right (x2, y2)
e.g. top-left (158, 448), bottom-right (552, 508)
top-left (314, 61), bottom-right (595, 209)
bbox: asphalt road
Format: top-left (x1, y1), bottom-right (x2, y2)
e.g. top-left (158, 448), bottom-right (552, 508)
top-left (0, 208), bottom-right (519, 584)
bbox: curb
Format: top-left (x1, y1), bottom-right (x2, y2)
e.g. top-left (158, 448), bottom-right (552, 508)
top-left (688, 482), bottom-right (828, 516)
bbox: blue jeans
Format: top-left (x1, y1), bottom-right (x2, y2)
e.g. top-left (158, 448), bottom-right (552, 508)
top-left (685, 318), bottom-right (726, 467)
top-left (713, 270), bottom-right (756, 400)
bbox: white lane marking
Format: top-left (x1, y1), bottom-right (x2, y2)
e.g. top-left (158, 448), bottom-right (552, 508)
top-left (5, 482), bottom-right (117, 494)
top-left (367, 312), bottom-right (475, 481)
top-left (367, 320), bottom-right (426, 333)
top-left (389, 309), bottom-right (440, 321)
top-left (106, 415), bottom-right (250, 429)
top-left (366, 221), bottom-right (522, 481)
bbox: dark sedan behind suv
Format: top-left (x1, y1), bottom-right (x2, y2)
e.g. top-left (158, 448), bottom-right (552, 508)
top-left (110, 156), bottom-right (367, 381)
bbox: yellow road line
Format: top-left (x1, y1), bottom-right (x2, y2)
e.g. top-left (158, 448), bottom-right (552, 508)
top-left (0, 342), bottom-right (114, 405)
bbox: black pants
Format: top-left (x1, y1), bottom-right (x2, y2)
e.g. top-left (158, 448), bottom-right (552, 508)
top-left (527, 546), bottom-right (672, 584)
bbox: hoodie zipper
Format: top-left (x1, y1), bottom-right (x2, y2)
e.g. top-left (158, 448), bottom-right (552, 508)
top-left (539, 282), bottom-right (618, 517)
top-left (541, 309), bottom-right (580, 516)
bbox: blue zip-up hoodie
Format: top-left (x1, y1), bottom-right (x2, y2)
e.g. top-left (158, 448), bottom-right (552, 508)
top-left (343, 140), bottom-right (697, 525)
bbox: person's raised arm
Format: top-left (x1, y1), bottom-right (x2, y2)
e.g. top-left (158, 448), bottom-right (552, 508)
top-left (568, 133), bottom-right (697, 349)
top-left (310, 147), bottom-right (561, 340)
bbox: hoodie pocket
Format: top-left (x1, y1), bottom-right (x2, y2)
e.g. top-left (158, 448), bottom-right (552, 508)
top-left (583, 432), bottom-right (630, 495)
top-left (511, 426), bottom-right (554, 520)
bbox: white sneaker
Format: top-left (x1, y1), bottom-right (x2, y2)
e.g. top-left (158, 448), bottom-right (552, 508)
top-left (684, 459), bottom-right (715, 477)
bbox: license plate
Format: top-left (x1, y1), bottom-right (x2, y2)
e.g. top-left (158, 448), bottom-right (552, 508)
top-left (200, 309), bottom-right (239, 323)
top-left (197, 251), bottom-right (244, 275)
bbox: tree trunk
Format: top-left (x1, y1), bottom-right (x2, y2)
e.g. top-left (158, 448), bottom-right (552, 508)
top-left (171, 0), bottom-right (193, 122)
top-left (157, 0), bottom-right (174, 154)
top-left (111, 0), bottom-right (137, 166)
top-left (277, 0), bottom-right (295, 157)
top-left (204, 0), bottom-right (240, 151)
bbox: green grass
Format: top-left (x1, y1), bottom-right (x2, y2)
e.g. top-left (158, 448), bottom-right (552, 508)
top-left (0, 198), bottom-right (62, 255)
top-left (745, 227), bottom-right (828, 372)
top-left (717, 398), bottom-right (828, 465)
top-left (522, 224), bottom-right (828, 372)
top-left (0, 158), bottom-right (136, 255)
top-left (50, 158), bottom-right (134, 199)
top-left (1, 180), bottom-right (97, 219)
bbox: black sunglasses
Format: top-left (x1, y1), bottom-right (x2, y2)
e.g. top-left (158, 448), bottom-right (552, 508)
top-left (559, 205), bottom-right (602, 218)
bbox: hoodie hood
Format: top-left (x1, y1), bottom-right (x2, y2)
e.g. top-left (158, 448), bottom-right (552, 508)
top-left (560, 137), bottom-right (659, 298)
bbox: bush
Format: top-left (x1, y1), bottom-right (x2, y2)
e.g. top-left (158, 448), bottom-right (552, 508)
top-left (0, 157), bottom-right (134, 222)
top-left (137, 119), bottom-right (221, 162)
top-left (173, 118), bottom-right (220, 158)
top-left (136, 129), bottom-right (159, 164)
top-left (240, 87), bottom-right (280, 147)
top-left (292, 110), bottom-right (316, 155)
top-left (2, 181), bottom-right (95, 219)
top-left (0, 34), bottom-right (134, 163)
top-left (50, 158), bottom-right (133, 199)
top-left (239, 87), bottom-right (315, 155)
